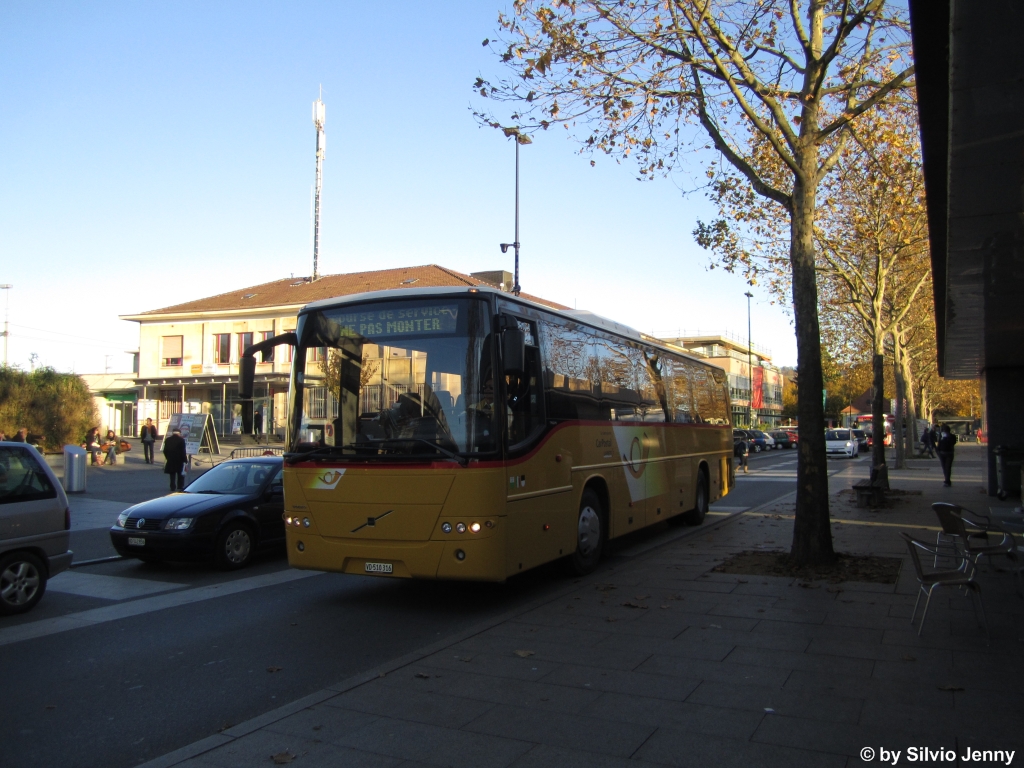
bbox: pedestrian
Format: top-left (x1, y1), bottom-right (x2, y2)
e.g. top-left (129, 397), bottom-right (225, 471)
top-left (140, 417), bottom-right (158, 464)
top-left (163, 427), bottom-right (188, 492)
top-left (734, 434), bottom-right (749, 474)
top-left (10, 428), bottom-right (27, 443)
top-left (103, 428), bottom-right (119, 465)
top-left (253, 408), bottom-right (263, 441)
top-left (920, 425), bottom-right (935, 458)
top-left (0, 431), bottom-right (6, 441)
top-left (936, 423), bottom-right (957, 487)
top-left (85, 427), bottom-right (102, 465)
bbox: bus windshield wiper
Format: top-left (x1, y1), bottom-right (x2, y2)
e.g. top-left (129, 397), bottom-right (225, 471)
top-left (343, 438), bottom-right (468, 466)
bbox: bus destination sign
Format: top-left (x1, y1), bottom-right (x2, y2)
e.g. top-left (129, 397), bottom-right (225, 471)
top-left (337, 304), bottom-right (460, 338)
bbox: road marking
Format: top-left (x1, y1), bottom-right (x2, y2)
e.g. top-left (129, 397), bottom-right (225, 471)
top-left (47, 571), bottom-right (185, 600)
top-left (0, 568), bottom-right (319, 648)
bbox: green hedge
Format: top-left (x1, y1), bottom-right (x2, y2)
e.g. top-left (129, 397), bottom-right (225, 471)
top-left (0, 367), bottom-right (98, 451)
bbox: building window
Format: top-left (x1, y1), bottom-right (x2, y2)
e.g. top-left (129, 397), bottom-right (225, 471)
top-left (161, 336), bottom-right (183, 367)
top-left (238, 332), bottom-right (253, 361)
top-left (284, 330), bottom-right (295, 362)
top-left (309, 346), bottom-right (325, 363)
top-left (260, 331), bottom-right (274, 363)
top-left (214, 334), bottom-right (231, 364)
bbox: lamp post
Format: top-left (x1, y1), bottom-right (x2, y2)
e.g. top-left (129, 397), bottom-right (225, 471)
top-left (499, 127), bottom-right (532, 296)
top-left (0, 284), bottom-right (11, 367)
top-left (744, 291), bottom-right (754, 428)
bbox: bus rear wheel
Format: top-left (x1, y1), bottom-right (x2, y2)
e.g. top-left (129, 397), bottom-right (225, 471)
top-left (681, 470), bottom-right (709, 526)
top-left (567, 489), bottom-right (604, 576)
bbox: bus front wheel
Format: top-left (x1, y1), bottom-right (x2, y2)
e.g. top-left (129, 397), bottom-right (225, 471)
top-left (567, 489), bottom-right (605, 575)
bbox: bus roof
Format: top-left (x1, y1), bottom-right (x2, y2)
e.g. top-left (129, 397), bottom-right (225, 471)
top-left (299, 285), bottom-right (711, 369)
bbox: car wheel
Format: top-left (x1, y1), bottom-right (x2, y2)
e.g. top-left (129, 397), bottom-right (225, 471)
top-left (0, 551), bottom-right (47, 616)
top-left (681, 470), bottom-right (709, 526)
top-left (217, 521), bottom-right (256, 570)
top-left (567, 489), bottom-right (605, 576)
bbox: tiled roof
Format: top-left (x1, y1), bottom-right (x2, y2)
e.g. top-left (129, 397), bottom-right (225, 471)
top-left (131, 264), bottom-right (568, 316)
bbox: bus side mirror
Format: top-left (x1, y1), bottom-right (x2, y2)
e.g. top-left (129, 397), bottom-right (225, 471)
top-left (239, 331), bottom-right (298, 399)
top-left (239, 356), bottom-right (257, 399)
top-left (502, 327), bottom-right (526, 375)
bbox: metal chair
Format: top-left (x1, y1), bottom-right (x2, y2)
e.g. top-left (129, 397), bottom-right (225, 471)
top-left (930, 502), bottom-right (989, 570)
top-left (900, 532), bottom-right (988, 639)
top-left (932, 503), bottom-right (1023, 596)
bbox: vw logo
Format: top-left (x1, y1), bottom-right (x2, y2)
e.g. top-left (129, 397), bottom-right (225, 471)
top-left (137, 518), bottom-right (146, 529)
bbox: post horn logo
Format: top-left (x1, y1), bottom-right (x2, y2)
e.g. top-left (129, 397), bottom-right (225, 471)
top-left (623, 434), bottom-right (650, 479)
top-left (309, 469), bottom-right (345, 490)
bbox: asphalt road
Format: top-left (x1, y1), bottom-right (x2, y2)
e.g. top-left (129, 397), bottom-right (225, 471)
top-left (2, 446), bottom-right (841, 768)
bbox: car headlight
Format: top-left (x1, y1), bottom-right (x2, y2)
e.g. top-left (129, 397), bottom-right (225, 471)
top-left (116, 512), bottom-right (129, 528)
top-left (165, 517), bottom-right (194, 531)
top-left (846, 442), bottom-right (853, 447)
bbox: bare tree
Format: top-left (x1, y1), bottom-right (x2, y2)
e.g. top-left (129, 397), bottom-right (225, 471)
top-left (478, 0), bottom-right (913, 563)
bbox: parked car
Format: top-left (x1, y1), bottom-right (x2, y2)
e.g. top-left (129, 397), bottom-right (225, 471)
top-left (851, 429), bottom-right (870, 453)
top-left (825, 429), bottom-right (858, 458)
top-left (769, 429), bottom-right (798, 449)
top-left (746, 430), bottom-right (770, 452)
top-left (110, 457), bottom-right (285, 569)
top-left (0, 442), bottom-right (73, 615)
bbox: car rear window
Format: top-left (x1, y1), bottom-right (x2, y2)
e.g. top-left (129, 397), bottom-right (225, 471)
top-left (0, 446), bottom-right (57, 505)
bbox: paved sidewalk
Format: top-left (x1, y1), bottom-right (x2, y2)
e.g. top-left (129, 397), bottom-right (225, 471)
top-left (144, 447), bottom-right (1024, 768)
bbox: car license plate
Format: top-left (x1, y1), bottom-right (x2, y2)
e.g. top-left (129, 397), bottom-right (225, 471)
top-left (364, 562), bottom-right (393, 574)
top-left (128, 537), bottom-right (145, 547)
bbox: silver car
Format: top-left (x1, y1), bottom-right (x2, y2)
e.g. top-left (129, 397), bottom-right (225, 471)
top-left (0, 442), bottom-right (73, 615)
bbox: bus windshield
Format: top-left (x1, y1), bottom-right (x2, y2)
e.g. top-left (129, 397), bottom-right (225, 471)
top-left (288, 297), bottom-right (496, 459)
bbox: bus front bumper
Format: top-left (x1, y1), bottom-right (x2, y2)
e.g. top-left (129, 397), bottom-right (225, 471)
top-left (284, 528), bottom-right (508, 582)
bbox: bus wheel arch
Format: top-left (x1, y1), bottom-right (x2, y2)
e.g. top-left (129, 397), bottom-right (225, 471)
top-left (567, 479), bottom-right (608, 575)
top-left (681, 463), bottom-right (710, 526)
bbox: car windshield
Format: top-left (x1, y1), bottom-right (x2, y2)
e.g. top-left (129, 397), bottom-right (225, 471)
top-left (288, 297), bottom-right (495, 459)
top-left (186, 461), bottom-right (278, 494)
top-left (826, 430), bottom-right (851, 440)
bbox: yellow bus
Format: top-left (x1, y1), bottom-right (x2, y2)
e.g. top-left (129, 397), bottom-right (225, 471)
top-left (242, 286), bottom-right (733, 581)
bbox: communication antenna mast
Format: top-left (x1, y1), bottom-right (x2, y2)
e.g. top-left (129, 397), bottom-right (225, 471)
top-left (311, 89), bottom-right (326, 281)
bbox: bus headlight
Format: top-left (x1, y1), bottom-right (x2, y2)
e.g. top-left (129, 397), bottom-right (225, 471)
top-left (469, 522), bottom-right (481, 533)
top-left (441, 522), bottom-right (452, 533)
top-left (455, 522), bottom-right (466, 534)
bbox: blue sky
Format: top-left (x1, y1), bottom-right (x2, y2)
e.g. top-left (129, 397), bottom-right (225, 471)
top-left (0, 1), bottom-right (797, 374)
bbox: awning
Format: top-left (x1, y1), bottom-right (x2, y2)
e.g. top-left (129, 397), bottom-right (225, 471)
top-left (103, 392), bottom-right (138, 402)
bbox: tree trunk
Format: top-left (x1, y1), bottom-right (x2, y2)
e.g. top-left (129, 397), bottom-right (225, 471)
top-left (788, 163), bottom-right (834, 566)
top-left (871, 336), bottom-right (886, 470)
top-left (893, 344), bottom-right (906, 469)
top-left (898, 332), bottom-right (917, 458)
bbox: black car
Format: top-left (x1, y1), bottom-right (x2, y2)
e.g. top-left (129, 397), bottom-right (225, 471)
top-left (110, 457), bottom-right (284, 569)
top-left (851, 429), bottom-right (870, 453)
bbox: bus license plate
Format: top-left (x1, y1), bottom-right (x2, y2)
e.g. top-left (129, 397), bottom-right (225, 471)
top-left (128, 537), bottom-right (145, 547)
top-left (364, 562), bottom-right (393, 574)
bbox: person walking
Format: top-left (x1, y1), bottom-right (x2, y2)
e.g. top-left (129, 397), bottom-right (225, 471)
top-left (163, 428), bottom-right (188, 492)
top-left (920, 425), bottom-right (935, 458)
top-left (140, 418), bottom-right (158, 464)
top-left (253, 408), bottom-right (263, 442)
top-left (936, 423), bottom-right (957, 487)
top-left (734, 433), bottom-right (749, 474)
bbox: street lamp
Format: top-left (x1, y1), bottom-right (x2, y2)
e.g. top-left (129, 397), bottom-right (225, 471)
top-left (744, 291), bottom-right (754, 428)
top-left (0, 284), bottom-right (11, 368)
top-left (499, 127), bottom-right (532, 296)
